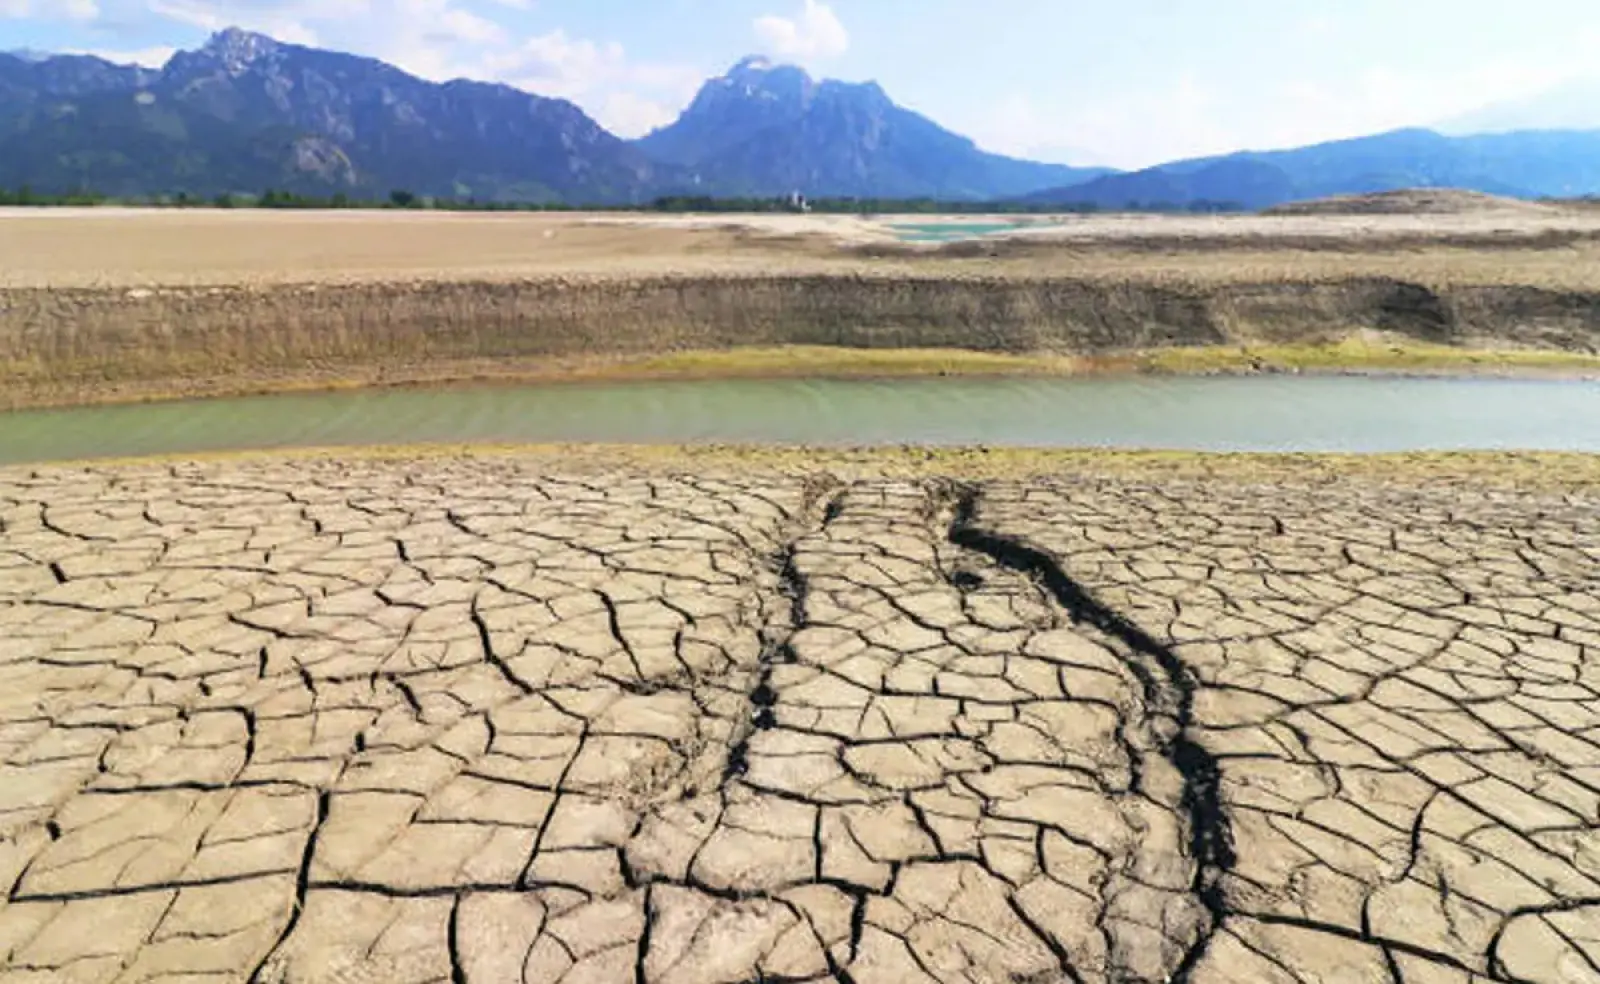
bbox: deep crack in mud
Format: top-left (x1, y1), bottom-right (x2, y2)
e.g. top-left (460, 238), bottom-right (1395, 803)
top-left (944, 482), bottom-right (1235, 981)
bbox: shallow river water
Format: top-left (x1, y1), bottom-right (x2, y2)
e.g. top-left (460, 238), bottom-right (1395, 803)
top-left (2, 375), bottom-right (1598, 465)
top-left (891, 221), bottom-right (1032, 241)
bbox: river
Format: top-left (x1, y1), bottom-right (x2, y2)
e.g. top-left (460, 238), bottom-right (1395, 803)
top-left (2, 375), bottom-right (1598, 465)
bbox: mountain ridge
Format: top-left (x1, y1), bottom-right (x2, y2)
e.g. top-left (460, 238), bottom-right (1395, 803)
top-left (0, 29), bottom-right (667, 203)
top-left (1020, 126), bottom-right (1600, 209)
top-left (0, 32), bottom-right (1107, 203)
top-left (4, 29), bottom-right (1600, 208)
top-left (633, 56), bottom-right (1110, 199)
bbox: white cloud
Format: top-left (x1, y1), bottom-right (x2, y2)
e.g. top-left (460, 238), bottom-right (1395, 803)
top-left (145, 0), bottom-right (331, 44)
top-left (967, 35), bottom-right (1600, 171)
top-left (966, 80), bottom-right (1232, 170)
top-left (487, 28), bottom-right (624, 92)
top-left (754, 0), bottom-right (847, 60)
top-left (474, 28), bottom-right (702, 136)
top-left (1, 0), bottom-right (99, 19)
top-left (68, 44), bottom-right (176, 66)
top-left (598, 91), bottom-right (677, 137)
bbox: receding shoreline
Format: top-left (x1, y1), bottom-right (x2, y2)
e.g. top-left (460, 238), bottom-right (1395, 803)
top-left (6, 341), bottom-right (1600, 412)
top-left (4, 210), bottom-right (1600, 410)
top-left (14, 443), bottom-right (1600, 490)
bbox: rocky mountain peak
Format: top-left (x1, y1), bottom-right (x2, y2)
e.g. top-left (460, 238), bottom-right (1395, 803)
top-left (202, 27), bottom-right (279, 75)
top-left (718, 55), bottom-right (812, 100)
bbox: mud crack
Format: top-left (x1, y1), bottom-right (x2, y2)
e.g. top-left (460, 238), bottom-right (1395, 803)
top-left (943, 482), bottom-right (1235, 981)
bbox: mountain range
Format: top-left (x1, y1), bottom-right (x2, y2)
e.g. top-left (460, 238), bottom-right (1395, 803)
top-left (3, 28), bottom-right (1600, 208)
top-left (1022, 127), bottom-right (1600, 210)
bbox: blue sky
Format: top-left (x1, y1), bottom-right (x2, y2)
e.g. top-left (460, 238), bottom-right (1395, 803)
top-left (4, 0), bottom-right (1600, 167)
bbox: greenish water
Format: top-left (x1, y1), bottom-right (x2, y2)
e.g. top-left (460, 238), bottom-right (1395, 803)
top-left (2, 376), bottom-right (1599, 466)
top-left (891, 221), bottom-right (1025, 242)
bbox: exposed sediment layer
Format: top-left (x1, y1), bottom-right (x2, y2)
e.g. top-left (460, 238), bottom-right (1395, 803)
top-left (1, 453), bottom-right (1596, 983)
top-left (5, 274), bottom-right (1600, 408)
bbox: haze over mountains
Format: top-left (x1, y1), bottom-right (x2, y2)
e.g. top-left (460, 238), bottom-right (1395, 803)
top-left (1022, 128), bottom-right (1600, 211)
top-left (3, 28), bottom-right (1600, 208)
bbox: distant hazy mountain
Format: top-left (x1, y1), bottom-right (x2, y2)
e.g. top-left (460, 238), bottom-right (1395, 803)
top-left (0, 28), bottom-right (666, 202)
top-left (634, 57), bottom-right (1111, 200)
top-left (1023, 127), bottom-right (1600, 209)
top-left (1438, 79), bottom-right (1600, 136)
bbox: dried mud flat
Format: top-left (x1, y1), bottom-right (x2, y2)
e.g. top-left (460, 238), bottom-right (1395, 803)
top-left (1, 453), bottom-right (1597, 983)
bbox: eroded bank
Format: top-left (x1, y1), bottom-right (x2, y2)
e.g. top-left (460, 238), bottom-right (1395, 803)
top-left (5, 274), bottom-right (1600, 408)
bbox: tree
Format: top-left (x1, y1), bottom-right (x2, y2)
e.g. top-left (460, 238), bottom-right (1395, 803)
top-left (389, 189), bottom-right (417, 209)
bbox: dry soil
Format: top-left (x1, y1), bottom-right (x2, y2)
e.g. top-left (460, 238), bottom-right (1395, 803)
top-left (0, 450), bottom-right (1596, 983)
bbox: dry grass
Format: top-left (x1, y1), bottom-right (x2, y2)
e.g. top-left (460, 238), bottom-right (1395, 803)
top-left (1117, 339), bottom-right (1600, 375)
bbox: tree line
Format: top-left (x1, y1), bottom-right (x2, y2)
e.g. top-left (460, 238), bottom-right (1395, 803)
top-left (0, 186), bottom-right (1249, 214)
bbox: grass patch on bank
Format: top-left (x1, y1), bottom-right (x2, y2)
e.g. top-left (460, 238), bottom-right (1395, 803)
top-left (621, 346), bottom-right (1078, 378)
top-left (1125, 339), bottom-right (1600, 375)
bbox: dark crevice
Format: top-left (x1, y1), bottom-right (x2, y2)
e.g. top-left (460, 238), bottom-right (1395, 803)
top-left (448, 894), bottom-right (468, 984)
top-left (388, 674), bottom-right (423, 718)
top-left (15, 869), bottom-right (295, 904)
top-left (471, 596), bottom-right (533, 696)
top-left (724, 488), bottom-right (841, 783)
top-left (847, 890), bottom-right (868, 964)
top-left (239, 708), bottom-right (258, 772)
top-left (945, 484), bottom-right (1235, 983)
top-left (1249, 912), bottom-right (1486, 976)
top-left (248, 789), bottom-right (330, 984)
top-left (635, 883), bottom-right (655, 984)
top-left (1006, 895), bottom-right (1087, 984)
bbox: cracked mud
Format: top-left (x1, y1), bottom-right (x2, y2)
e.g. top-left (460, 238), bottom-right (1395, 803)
top-left (0, 459), bottom-right (1596, 983)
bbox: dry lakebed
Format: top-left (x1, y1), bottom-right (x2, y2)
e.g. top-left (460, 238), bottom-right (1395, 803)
top-left (0, 206), bottom-right (1597, 983)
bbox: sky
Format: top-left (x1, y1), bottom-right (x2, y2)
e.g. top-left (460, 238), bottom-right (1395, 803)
top-left (4, 0), bottom-right (1600, 168)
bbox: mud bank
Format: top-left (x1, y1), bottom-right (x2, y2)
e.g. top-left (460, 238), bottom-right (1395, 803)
top-left (4, 273), bottom-right (1600, 408)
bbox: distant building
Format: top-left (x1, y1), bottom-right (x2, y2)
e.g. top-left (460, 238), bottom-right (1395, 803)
top-left (788, 190), bottom-right (811, 213)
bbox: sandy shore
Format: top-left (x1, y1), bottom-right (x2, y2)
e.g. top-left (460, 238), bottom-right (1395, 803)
top-left (1, 450), bottom-right (1596, 982)
top-left (3, 207), bottom-right (1600, 409)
